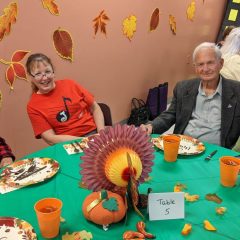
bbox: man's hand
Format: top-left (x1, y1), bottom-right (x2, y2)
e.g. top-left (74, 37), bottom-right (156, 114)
top-left (140, 124), bottom-right (153, 135)
top-left (0, 157), bottom-right (13, 168)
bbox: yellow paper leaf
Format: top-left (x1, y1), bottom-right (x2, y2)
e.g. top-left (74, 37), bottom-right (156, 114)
top-left (228, 9), bottom-right (238, 21)
top-left (203, 220), bottom-right (217, 231)
top-left (123, 15), bottom-right (137, 41)
top-left (0, 2), bottom-right (18, 41)
top-left (42, 0), bottom-right (59, 16)
top-left (216, 207), bottom-right (227, 215)
top-left (187, 0), bottom-right (196, 21)
top-left (62, 231), bottom-right (93, 240)
top-left (169, 14), bottom-right (176, 34)
top-left (185, 193), bottom-right (199, 202)
top-left (181, 223), bottom-right (192, 235)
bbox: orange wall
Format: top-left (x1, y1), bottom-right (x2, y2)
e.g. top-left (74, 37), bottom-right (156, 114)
top-left (0, 0), bottom-right (227, 158)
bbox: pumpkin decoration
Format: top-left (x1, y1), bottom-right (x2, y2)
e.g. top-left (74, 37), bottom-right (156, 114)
top-left (82, 190), bottom-right (126, 227)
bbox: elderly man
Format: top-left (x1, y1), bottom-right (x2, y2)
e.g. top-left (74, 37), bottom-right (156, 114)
top-left (0, 137), bottom-right (15, 168)
top-left (140, 42), bottom-right (240, 149)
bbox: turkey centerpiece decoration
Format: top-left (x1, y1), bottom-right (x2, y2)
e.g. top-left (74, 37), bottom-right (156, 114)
top-left (80, 124), bottom-right (154, 229)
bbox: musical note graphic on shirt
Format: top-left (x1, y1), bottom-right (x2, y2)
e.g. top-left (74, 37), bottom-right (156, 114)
top-left (56, 97), bottom-right (72, 122)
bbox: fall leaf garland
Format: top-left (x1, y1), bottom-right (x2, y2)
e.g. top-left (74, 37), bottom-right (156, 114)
top-left (53, 28), bottom-right (73, 62)
top-left (0, 51), bottom-right (29, 90)
top-left (42, 0), bottom-right (59, 16)
top-left (93, 10), bottom-right (110, 36)
top-left (0, 2), bottom-right (18, 42)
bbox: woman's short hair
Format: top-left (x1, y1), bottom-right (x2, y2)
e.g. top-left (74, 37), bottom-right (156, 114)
top-left (221, 27), bottom-right (240, 56)
top-left (192, 42), bottom-right (222, 63)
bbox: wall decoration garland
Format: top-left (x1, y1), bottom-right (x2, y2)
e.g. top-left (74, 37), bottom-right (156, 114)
top-left (42, 0), bottom-right (59, 16)
top-left (93, 10), bottom-right (110, 37)
top-left (53, 28), bottom-right (73, 62)
top-left (0, 2), bottom-right (18, 42)
top-left (187, 0), bottom-right (196, 21)
top-left (150, 8), bottom-right (160, 31)
top-left (123, 15), bottom-right (137, 41)
top-left (169, 14), bottom-right (177, 34)
top-left (0, 51), bottom-right (29, 90)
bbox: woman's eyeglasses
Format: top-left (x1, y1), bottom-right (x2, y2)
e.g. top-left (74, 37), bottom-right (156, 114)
top-left (32, 70), bottom-right (53, 80)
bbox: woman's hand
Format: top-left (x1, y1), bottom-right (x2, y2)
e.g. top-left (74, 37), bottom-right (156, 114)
top-left (0, 157), bottom-right (13, 168)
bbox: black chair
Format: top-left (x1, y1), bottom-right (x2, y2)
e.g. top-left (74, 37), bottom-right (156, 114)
top-left (98, 103), bottom-right (113, 126)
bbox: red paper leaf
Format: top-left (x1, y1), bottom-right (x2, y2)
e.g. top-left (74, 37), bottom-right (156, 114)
top-left (150, 8), bottom-right (160, 31)
top-left (53, 28), bottom-right (73, 61)
top-left (6, 65), bottom-right (15, 89)
top-left (11, 50), bottom-right (29, 62)
top-left (12, 63), bottom-right (27, 79)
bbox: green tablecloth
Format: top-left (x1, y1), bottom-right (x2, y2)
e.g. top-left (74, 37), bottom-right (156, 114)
top-left (1, 135), bottom-right (240, 240)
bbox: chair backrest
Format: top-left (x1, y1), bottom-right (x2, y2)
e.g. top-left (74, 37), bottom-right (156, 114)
top-left (98, 103), bottom-right (113, 126)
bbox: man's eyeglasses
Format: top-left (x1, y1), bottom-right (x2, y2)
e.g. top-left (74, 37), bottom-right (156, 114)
top-left (31, 70), bottom-right (53, 80)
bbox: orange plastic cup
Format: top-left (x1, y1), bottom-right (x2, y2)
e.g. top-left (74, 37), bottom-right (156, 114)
top-left (34, 198), bottom-right (63, 238)
top-left (163, 135), bottom-right (181, 162)
top-left (220, 156), bottom-right (240, 187)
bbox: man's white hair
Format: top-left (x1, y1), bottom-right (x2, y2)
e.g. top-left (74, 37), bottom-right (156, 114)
top-left (192, 42), bottom-right (222, 63)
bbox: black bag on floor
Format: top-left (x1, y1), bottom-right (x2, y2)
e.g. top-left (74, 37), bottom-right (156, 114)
top-left (127, 98), bottom-right (150, 126)
top-left (146, 82), bottom-right (168, 120)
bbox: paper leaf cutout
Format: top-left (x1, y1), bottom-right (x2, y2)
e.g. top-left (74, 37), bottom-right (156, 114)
top-left (12, 50), bottom-right (29, 62)
top-left (187, 1), bottom-right (196, 21)
top-left (181, 223), bottom-right (192, 235)
top-left (6, 65), bottom-right (15, 90)
top-left (185, 193), bottom-right (199, 202)
top-left (203, 220), bottom-right (217, 231)
top-left (123, 15), bottom-right (137, 41)
top-left (102, 197), bottom-right (118, 211)
top-left (169, 14), bottom-right (176, 35)
top-left (150, 8), bottom-right (160, 31)
top-left (174, 183), bottom-right (187, 192)
top-left (205, 193), bottom-right (222, 204)
top-left (0, 2), bottom-right (18, 41)
top-left (0, 50), bottom-right (29, 89)
top-left (62, 231), bottom-right (93, 240)
top-left (53, 28), bottom-right (73, 61)
top-left (42, 0), bottom-right (59, 16)
top-left (93, 10), bottom-right (110, 36)
top-left (216, 207), bottom-right (227, 215)
top-left (12, 63), bottom-right (27, 79)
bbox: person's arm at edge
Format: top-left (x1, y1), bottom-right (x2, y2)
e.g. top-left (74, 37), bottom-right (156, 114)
top-left (90, 101), bottom-right (105, 132)
top-left (0, 137), bottom-right (15, 168)
top-left (41, 129), bottom-right (81, 145)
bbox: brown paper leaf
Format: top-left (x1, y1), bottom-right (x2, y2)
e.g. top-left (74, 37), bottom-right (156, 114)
top-left (169, 14), bottom-right (176, 34)
top-left (93, 10), bottom-right (110, 36)
top-left (187, 0), bottom-right (196, 21)
top-left (42, 0), bottom-right (59, 16)
top-left (205, 193), bottom-right (222, 204)
top-left (150, 8), bottom-right (159, 31)
top-left (0, 2), bottom-right (18, 41)
top-left (53, 28), bottom-right (73, 61)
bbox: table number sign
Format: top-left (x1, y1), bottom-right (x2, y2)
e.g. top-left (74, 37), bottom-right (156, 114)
top-left (148, 192), bottom-right (185, 220)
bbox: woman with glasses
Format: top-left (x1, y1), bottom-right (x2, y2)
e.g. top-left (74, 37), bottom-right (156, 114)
top-left (26, 53), bottom-right (105, 145)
